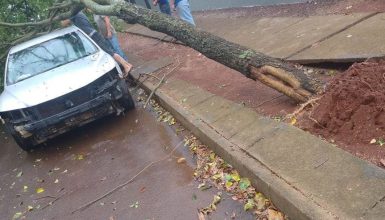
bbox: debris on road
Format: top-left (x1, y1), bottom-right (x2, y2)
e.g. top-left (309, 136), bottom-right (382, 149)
top-left (183, 135), bottom-right (284, 219)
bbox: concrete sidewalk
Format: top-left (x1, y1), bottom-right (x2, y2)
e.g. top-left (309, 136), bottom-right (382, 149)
top-left (125, 12), bottom-right (385, 63)
top-left (130, 58), bottom-right (385, 220)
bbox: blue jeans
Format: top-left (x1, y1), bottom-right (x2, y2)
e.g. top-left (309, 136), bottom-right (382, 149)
top-left (159, 2), bottom-right (171, 15)
top-left (176, 0), bottom-right (195, 26)
top-left (108, 33), bottom-right (128, 61)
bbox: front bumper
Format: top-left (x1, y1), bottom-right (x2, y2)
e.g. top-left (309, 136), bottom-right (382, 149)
top-left (15, 81), bottom-right (124, 142)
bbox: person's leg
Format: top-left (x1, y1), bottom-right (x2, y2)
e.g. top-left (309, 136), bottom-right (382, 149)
top-left (176, 0), bottom-right (195, 26)
top-left (91, 33), bottom-right (132, 78)
top-left (108, 33), bottom-right (129, 61)
top-left (159, 2), bottom-right (171, 15)
top-left (113, 54), bottom-right (132, 78)
top-left (143, 0), bottom-right (152, 9)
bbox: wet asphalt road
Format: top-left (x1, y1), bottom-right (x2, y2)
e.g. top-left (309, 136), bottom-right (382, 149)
top-left (0, 100), bottom-right (254, 220)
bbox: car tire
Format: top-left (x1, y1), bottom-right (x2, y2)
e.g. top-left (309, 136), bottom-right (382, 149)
top-left (4, 122), bottom-right (35, 151)
top-left (117, 79), bottom-right (135, 111)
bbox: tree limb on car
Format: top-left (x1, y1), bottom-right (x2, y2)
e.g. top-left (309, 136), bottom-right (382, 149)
top-left (0, 0), bottom-right (322, 102)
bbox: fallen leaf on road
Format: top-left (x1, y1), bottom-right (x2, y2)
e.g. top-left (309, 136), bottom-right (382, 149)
top-left (239, 178), bottom-right (251, 191)
top-left (177, 157), bottom-right (186, 164)
top-left (230, 172), bottom-right (240, 182)
top-left (290, 117), bottom-right (297, 125)
top-left (76, 154), bottom-right (84, 160)
top-left (380, 159), bottom-right (385, 167)
top-left (377, 138), bottom-right (385, 146)
top-left (130, 201), bottom-right (139, 208)
top-left (36, 178), bottom-right (44, 183)
top-left (268, 209), bottom-right (284, 220)
top-left (12, 212), bottom-right (23, 219)
top-left (53, 167), bottom-right (60, 171)
top-left (370, 139), bottom-right (376, 144)
top-left (198, 212), bottom-right (206, 220)
top-left (35, 159), bottom-right (42, 162)
top-left (23, 185), bottom-right (28, 192)
top-left (16, 171), bottom-right (23, 178)
top-left (36, 188), bottom-right (45, 194)
top-left (54, 179), bottom-right (59, 184)
top-left (254, 193), bottom-right (268, 211)
top-left (244, 199), bottom-right (255, 211)
top-left (27, 205), bottom-right (33, 211)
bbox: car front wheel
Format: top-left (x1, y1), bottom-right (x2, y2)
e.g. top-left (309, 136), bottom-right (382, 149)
top-left (117, 79), bottom-right (135, 111)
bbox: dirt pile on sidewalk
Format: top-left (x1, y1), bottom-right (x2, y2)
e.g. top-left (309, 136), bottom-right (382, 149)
top-left (299, 59), bottom-right (385, 164)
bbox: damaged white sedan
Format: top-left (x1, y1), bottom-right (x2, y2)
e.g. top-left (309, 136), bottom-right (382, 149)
top-left (0, 26), bottom-right (134, 151)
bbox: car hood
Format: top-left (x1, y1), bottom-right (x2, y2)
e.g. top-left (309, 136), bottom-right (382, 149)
top-left (0, 51), bottom-right (118, 112)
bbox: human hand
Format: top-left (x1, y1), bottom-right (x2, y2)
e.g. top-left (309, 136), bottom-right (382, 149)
top-left (60, 19), bottom-right (71, 27)
top-left (107, 31), bottom-right (112, 39)
top-left (152, 0), bottom-right (158, 6)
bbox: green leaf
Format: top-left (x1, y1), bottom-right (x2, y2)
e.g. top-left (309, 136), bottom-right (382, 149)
top-left (254, 193), bottom-right (267, 211)
top-left (244, 199), bottom-right (255, 211)
top-left (16, 171), bottom-right (23, 178)
top-left (225, 180), bottom-right (233, 188)
top-left (231, 172), bottom-right (240, 182)
top-left (212, 173), bottom-right (222, 180)
top-left (239, 178), bottom-right (251, 191)
top-left (12, 212), bottom-right (23, 220)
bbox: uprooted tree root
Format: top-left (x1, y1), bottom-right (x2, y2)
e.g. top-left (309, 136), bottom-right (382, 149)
top-left (250, 65), bottom-right (313, 103)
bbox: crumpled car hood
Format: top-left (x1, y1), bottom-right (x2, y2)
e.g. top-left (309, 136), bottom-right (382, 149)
top-left (0, 51), bottom-right (118, 112)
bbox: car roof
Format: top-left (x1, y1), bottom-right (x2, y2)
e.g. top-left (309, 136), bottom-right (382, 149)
top-left (9, 26), bottom-right (83, 54)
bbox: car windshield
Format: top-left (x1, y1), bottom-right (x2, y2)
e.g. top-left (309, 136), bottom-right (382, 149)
top-left (6, 31), bottom-right (98, 85)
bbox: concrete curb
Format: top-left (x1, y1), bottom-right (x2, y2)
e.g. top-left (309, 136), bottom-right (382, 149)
top-left (136, 80), bottom-right (334, 220)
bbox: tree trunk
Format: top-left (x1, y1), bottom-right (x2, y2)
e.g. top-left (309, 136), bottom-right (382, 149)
top-left (115, 4), bottom-right (321, 102)
top-left (2, 0), bottom-right (323, 102)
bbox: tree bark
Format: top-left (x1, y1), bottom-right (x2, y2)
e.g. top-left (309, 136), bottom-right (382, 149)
top-left (1, 0), bottom-right (323, 102)
top-left (110, 3), bottom-right (322, 102)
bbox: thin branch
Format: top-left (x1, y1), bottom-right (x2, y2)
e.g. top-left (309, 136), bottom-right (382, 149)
top-left (139, 73), bottom-right (161, 81)
top-left (143, 71), bottom-right (168, 109)
top-left (71, 140), bottom-right (184, 214)
top-left (143, 59), bottom-right (181, 109)
top-left (0, 10), bottom-right (73, 27)
top-left (48, 2), bottom-right (72, 11)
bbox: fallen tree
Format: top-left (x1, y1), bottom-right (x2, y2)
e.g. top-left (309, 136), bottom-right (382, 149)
top-left (0, 0), bottom-right (322, 102)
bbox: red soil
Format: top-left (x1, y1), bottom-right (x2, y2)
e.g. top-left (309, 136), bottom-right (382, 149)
top-left (299, 59), bottom-right (385, 165)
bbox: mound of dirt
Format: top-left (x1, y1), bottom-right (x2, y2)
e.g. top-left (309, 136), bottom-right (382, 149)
top-left (299, 59), bottom-right (385, 165)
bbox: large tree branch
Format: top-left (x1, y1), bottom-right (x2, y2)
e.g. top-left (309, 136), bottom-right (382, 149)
top-left (0, 0), bottom-right (322, 102)
top-left (79, 0), bottom-right (322, 101)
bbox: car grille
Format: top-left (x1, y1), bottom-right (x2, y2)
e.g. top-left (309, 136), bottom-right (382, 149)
top-left (33, 73), bottom-right (114, 119)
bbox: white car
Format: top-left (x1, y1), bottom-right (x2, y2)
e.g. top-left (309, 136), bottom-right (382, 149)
top-left (0, 26), bottom-right (134, 151)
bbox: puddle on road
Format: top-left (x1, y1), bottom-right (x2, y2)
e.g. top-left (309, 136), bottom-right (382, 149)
top-left (0, 99), bottom-right (254, 220)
